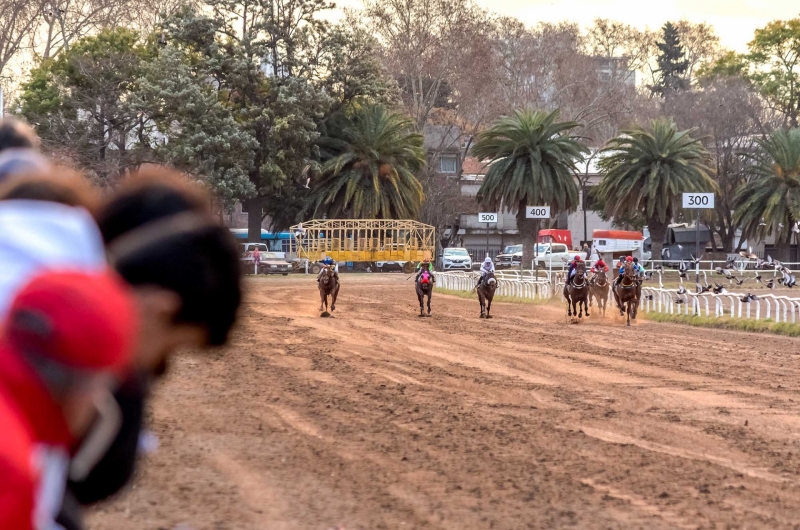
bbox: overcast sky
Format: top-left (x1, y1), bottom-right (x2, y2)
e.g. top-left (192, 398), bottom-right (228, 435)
top-left (336, 0), bottom-right (800, 52)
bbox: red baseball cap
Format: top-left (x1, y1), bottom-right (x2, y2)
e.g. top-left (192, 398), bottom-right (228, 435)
top-left (626, 256), bottom-right (634, 262)
top-left (4, 270), bottom-right (138, 375)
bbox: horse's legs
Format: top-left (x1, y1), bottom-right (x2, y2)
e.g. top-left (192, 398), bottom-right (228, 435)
top-left (584, 298), bottom-right (590, 317)
top-left (486, 296), bottom-right (492, 318)
top-left (331, 284), bottom-right (339, 311)
top-left (479, 293), bottom-right (485, 318)
top-left (426, 292), bottom-right (431, 316)
top-left (626, 301), bottom-right (631, 326)
top-left (319, 290), bottom-right (325, 312)
top-left (417, 292), bottom-right (424, 316)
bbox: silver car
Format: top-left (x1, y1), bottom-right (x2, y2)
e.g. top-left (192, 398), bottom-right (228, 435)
top-left (438, 248), bottom-right (473, 271)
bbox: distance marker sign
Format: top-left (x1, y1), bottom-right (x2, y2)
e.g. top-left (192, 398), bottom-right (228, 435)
top-left (682, 193), bottom-right (715, 209)
top-left (478, 212), bottom-right (498, 223)
top-left (525, 206), bottom-right (551, 218)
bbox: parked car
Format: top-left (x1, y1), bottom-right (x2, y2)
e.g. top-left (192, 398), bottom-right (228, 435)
top-left (438, 247), bottom-right (473, 271)
top-left (534, 243), bottom-right (572, 269)
top-left (496, 244), bottom-right (522, 269)
top-left (241, 245), bottom-right (292, 275)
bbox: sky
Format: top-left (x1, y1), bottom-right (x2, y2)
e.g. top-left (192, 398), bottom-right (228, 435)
top-left (334, 0), bottom-right (800, 52)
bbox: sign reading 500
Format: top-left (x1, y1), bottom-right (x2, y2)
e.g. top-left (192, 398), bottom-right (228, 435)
top-left (478, 212), bottom-right (498, 223)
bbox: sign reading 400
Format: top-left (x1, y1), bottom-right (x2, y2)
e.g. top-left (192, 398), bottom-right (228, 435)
top-left (525, 206), bottom-right (551, 219)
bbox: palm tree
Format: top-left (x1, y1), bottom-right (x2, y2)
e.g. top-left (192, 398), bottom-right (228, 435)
top-left (733, 128), bottom-right (800, 262)
top-left (473, 109), bottom-right (588, 267)
top-left (309, 105), bottom-right (425, 219)
top-left (596, 118), bottom-right (715, 262)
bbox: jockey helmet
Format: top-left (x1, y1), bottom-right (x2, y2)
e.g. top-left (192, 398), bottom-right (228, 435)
top-left (626, 256), bottom-right (633, 262)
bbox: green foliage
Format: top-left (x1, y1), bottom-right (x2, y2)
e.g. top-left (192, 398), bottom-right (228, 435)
top-left (697, 51), bottom-right (749, 80)
top-left (652, 22), bottom-right (690, 97)
top-left (641, 312), bottom-right (800, 337)
top-left (597, 118), bottom-right (715, 224)
top-left (733, 128), bottom-right (800, 249)
top-left (19, 28), bottom-right (151, 179)
top-left (309, 104), bottom-right (425, 219)
top-left (747, 19), bottom-right (800, 127)
top-left (473, 109), bottom-right (586, 213)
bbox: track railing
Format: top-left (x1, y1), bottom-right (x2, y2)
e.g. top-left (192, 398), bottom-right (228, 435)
top-left (436, 271), bottom-right (552, 300)
top-left (641, 287), bottom-right (800, 324)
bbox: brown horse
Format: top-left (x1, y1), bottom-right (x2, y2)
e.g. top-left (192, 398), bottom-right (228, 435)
top-left (318, 266), bottom-right (339, 315)
top-left (416, 270), bottom-right (433, 317)
top-left (564, 261), bottom-right (590, 318)
top-left (589, 268), bottom-right (610, 316)
top-left (613, 261), bottom-right (640, 326)
top-left (477, 271), bottom-right (497, 319)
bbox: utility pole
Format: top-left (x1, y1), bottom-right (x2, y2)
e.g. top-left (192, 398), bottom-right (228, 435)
top-left (0, 86), bottom-right (4, 118)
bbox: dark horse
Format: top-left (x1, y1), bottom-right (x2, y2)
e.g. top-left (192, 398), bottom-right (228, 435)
top-left (477, 271), bottom-right (497, 319)
top-left (564, 261), bottom-right (590, 318)
top-left (416, 270), bottom-right (433, 317)
top-left (589, 268), bottom-right (610, 317)
top-left (318, 266), bottom-right (339, 316)
top-left (613, 261), bottom-right (640, 326)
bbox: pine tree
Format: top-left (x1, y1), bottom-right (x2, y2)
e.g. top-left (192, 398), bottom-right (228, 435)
top-left (652, 22), bottom-right (690, 97)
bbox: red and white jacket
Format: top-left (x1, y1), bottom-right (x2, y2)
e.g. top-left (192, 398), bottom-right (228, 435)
top-left (0, 347), bottom-right (75, 530)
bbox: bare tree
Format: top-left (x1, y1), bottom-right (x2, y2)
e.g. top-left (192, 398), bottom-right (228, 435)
top-left (0, 0), bottom-right (45, 79)
top-left (674, 20), bottom-right (721, 85)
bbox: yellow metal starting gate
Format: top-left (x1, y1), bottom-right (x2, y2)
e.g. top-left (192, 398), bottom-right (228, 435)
top-left (290, 219), bottom-right (435, 272)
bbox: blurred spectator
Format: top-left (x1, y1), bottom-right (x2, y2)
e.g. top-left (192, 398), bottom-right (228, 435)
top-left (0, 117), bottom-right (39, 151)
top-left (0, 118), bottom-right (49, 183)
top-left (56, 169), bottom-right (242, 529)
top-left (0, 270), bottom-right (138, 530)
top-left (0, 169), bottom-right (99, 214)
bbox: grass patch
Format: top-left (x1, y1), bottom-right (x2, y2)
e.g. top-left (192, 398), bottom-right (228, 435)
top-left (435, 287), bottom-right (553, 306)
top-left (640, 311), bottom-right (800, 337)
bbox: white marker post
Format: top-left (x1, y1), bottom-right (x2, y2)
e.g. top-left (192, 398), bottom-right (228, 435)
top-left (479, 212), bottom-right (498, 259)
top-left (526, 206), bottom-right (551, 277)
top-left (682, 193), bottom-right (715, 283)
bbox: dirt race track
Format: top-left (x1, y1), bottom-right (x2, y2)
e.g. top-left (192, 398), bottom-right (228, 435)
top-left (88, 274), bottom-right (800, 530)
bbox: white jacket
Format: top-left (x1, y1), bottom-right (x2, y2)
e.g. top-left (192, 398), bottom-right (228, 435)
top-left (480, 260), bottom-right (495, 274)
top-left (0, 200), bottom-right (106, 317)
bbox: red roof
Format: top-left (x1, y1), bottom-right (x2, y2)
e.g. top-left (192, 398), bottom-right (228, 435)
top-left (592, 230), bottom-right (643, 241)
top-left (461, 156), bottom-right (488, 175)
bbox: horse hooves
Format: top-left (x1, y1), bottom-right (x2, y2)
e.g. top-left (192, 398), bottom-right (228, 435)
top-left (486, 315), bottom-right (493, 319)
top-left (418, 314), bottom-right (425, 318)
top-left (480, 314), bottom-right (485, 319)
top-left (426, 314), bottom-right (432, 318)
top-left (586, 312), bottom-right (590, 317)
top-left (321, 312), bottom-right (331, 318)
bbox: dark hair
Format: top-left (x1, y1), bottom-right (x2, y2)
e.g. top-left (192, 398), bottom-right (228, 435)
top-left (108, 215), bottom-right (241, 346)
top-left (95, 166), bottom-right (210, 244)
top-left (0, 118), bottom-right (39, 151)
top-left (633, 257), bottom-right (639, 263)
top-left (0, 169), bottom-right (98, 213)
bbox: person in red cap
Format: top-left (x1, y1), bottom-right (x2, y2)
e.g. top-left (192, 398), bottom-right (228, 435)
top-left (0, 270), bottom-right (138, 530)
top-left (615, 255), bottom-right (635, 285)
top-left (591, 257), bottom-right (609, 274)
top-left (567, 255), bottom-right (583, 285)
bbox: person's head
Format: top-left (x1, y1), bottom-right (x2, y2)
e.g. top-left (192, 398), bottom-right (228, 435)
top-left (4, 270), bottom-right (138, 438)
top-left (626, 256), bottom-right (633, 262)
top-left (574, 255), bottom-right (581, 261)
top-left (105, 214), bottom-right (241, 375)
top-left (423, 258), bottom-right (429, 264)
top-left (0, 168), bottom-right (99, 213)
top-left (633, 257), bottom-right (639, 264)
top-left (95, 166), bottom-right (210, 244)
top-left (0, 118), bottom-right (39, 152)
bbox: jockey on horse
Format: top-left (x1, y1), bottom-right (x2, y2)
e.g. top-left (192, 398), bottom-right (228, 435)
top-left (416, 258), bottom-right (435, 283)
top-left (317, 255), bottom-right (339, 283)
top-left (476, 255), bottom-right (495, 288)
top-left (568, 255), bottom-right (583, 285)
top-left (614, 256), bottom-right (642, 286)
top-left (591, 257), bottom-right (609, 274)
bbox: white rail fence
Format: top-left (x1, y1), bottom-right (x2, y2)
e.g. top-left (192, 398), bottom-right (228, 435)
top-left (641, 287), bottom-right (800, 324)
top-left (436, 271), bottom-right (552, 300)
top-left (436, 271), bottom-right (800, 325)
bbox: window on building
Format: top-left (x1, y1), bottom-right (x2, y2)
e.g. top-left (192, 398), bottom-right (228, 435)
top-left (439, 155), bottom-right (457, 173)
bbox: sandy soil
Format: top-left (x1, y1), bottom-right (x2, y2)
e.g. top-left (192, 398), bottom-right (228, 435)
top-left (88, 274), bottom-right (800, 530)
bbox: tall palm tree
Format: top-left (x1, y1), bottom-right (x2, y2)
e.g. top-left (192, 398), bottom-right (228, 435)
top-left (733, 128), bottom-right (800, 262)
top-left (596, 118), bottom-right (715, 261)
top-left (473, 109), bottom-right (588, 267)
top-left (309, 105), bottom-right (425, 219)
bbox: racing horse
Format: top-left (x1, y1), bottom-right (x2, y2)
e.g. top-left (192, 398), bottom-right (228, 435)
top-left (416, 270), bottom-right (433, 317)
top-left (318, 265), bottom-right (339, 316)
top-left (589, 268), bottom-right (610, 317)
top-left (477, 271), bottom-right (497, 319)
top-left (613, 261), bottom-right (640, 326)
top-left (563, 260), bottom-right (590, 318)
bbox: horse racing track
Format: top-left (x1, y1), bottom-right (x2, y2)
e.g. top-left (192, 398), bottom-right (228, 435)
top-left (89, 275), bottom-right (800, 529)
